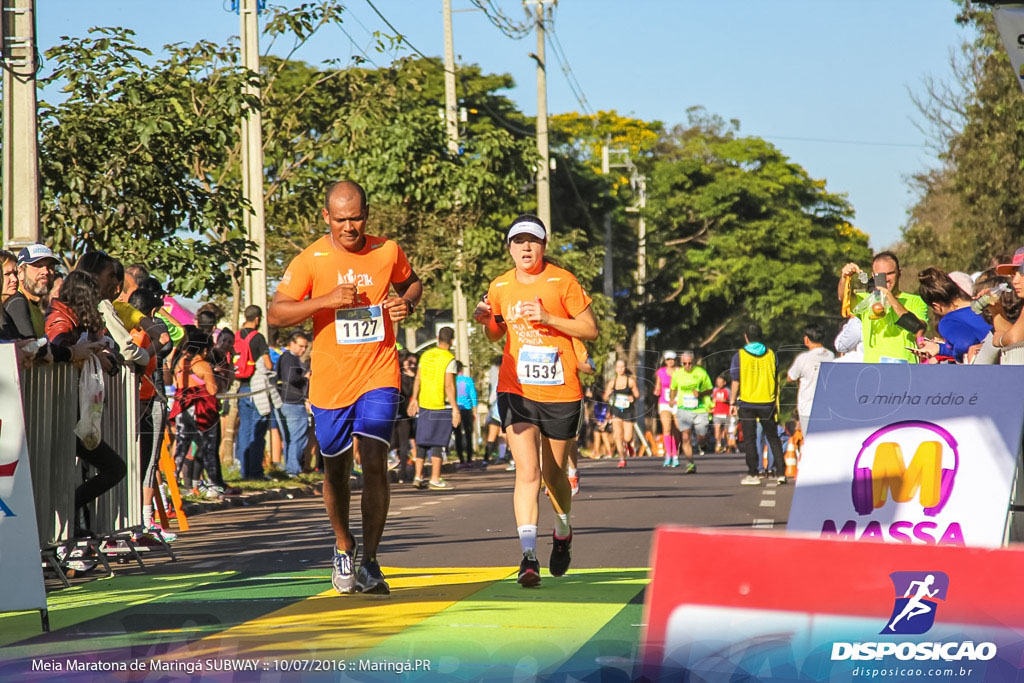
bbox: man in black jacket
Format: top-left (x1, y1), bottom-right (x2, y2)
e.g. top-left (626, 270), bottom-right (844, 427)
top-left (277, 330), bottom-right (310, 476)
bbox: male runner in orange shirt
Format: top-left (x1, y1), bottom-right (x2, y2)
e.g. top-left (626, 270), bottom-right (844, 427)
top-left (269, 180), bottom-right (422, 595)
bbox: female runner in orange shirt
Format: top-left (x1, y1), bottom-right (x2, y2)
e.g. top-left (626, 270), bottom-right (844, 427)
top-left (474, 215), bottom-right (598, 587)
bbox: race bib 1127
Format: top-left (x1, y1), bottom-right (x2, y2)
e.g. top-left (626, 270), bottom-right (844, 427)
top-left (335, 305), bottom-right (385, 345)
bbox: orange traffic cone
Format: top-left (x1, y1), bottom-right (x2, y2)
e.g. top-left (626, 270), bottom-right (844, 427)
top-left (784, 440), bottom-right (799, 479)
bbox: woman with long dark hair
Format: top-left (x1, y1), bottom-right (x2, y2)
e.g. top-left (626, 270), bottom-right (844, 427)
top-left (45, 270), bottom-right (127, 536)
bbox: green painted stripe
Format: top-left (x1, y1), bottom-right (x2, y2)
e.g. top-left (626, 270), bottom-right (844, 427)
top-left (360, 568), bottom-right (649, 680)
top-left (0, 572), bottom-right (236, 655)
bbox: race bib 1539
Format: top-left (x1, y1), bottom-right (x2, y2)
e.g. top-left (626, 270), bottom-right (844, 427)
top-left (517, 344), bottom-right (564, 386)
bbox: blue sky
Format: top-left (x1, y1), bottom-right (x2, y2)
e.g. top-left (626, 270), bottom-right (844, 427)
top-left (39, 0), bottom-right (971, 249)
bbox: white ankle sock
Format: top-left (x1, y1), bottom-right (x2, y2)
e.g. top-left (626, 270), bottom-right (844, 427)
top-left (554, 514), bottom-right (571, 539)
top-left (143, 505), bottom-right (153, 527)
top-left (567, 467), bottom-right (577, 478)
top-left (518, 524), bottom-right (538, 558)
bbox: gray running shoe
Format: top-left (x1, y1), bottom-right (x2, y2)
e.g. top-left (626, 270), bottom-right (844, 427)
top-left (356, 559), bottom-right (391, 595)
top-left (332, 544), bottom-right (358, 594)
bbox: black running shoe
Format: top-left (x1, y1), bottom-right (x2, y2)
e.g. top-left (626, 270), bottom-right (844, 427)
top-left (517, 554), bottom-right (541, 588)
top-left (356, 559), bottom-right (390, 595)
top-left (549, 530), bottom-right (572, 577)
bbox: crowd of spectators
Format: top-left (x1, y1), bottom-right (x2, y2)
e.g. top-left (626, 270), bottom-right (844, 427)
top-left (2, 243), bottom-right (316, 553)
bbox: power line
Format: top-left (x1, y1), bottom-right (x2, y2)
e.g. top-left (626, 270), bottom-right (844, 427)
top-left (468, 0), bottom-right (532, 39)
top-left (547, 23), bottom-right (596, 122)
top-left (336, 21), bottom-right (380, 67)
top-left (363, 0), bottom-right (455, 75)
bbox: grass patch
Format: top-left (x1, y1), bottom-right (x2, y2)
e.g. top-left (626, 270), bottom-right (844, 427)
top-left (222, 467), bottom-right (323, 491)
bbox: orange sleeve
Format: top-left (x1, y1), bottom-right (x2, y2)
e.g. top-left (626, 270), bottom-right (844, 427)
top-left (562, 276), bottom-right (592, 318)
top-left (277, 251), bottom-right (313, 302)
top-left (390, 242), bottom-right (413, 284)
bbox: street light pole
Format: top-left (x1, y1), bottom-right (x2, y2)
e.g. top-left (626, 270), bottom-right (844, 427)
top-left (443, 0), bottom-right (471, 368)
top-left (240, 0), bottom-right (268, 337)
top-left (526, 0), bottom-right (552, 233)
top-left (1, 0), bottom-right (40, 249)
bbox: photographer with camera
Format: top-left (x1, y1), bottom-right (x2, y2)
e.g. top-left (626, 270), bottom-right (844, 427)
top-left (838, 251), bottom-right (927, 364)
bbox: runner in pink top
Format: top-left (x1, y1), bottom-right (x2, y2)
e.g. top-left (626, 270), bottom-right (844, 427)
top-left (652, 352), bottom-right (680, 466)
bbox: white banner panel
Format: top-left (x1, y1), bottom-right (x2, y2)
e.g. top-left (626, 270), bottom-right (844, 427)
top-left (788, 364), bottom-right (1024, 548)
top-left (0, 345), bottom-right (47, 613)
top-left (994, 4), bottom-right (1024, 93)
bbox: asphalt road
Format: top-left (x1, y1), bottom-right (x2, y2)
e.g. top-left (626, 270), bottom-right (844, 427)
top-left (151, 450), bottom-right (794, 575)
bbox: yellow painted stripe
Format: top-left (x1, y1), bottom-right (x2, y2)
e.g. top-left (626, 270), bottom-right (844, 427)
top-left (172, 566), bottom-right (513, 660)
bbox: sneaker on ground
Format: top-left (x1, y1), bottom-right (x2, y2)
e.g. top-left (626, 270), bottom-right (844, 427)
top-left (685, 462), bottom-right (697, 474)
top-left (662, 458), bottom-right (671, 468)
top-left (670, 457), bottom-right (679, 468)
top-left (776, 474), bottom-right (787, 485)
top-left (517, 553), bottom-right (541, 588)
top-left (549, 530), bottom-right (572, 577)
top-left (741, 475), bottom-right (762, 486)
top-left (412, 476), bottom-right (425, 489)
top-left (146, 523), bottom-right (176, 543)
top-left (356, 559), bottom-right (390, 595)
top-left (568, 473), bottom-right (579, 497)
top-left (201, 485), bottom-right (222, 500)
top-left (505, 462), bottom-right (516, 471)
top-left (617, 459), bottom-right (626, 468)
top-left (428, 478), bottom-right (454, 490)
top-left (332, 545), bottom-right (358, 594)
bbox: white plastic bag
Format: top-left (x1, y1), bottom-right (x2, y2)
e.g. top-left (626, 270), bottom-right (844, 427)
top-left (74, 354), bottom-right (105, 450)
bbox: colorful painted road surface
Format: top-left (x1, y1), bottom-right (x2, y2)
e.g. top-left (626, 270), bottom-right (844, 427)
top-left (0, 565), bottom-right (647, 681)
top-left (0, 455), bottom-right (792, 681)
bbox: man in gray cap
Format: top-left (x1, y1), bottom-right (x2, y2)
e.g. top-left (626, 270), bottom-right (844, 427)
top-left (2, 244), bottom-right (58, 339)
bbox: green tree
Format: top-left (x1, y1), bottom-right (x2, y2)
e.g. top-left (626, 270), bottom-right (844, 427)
top-left (643, 113), bottom-right (871, 370)
top-left (36, 28), bottom-right (254, 293)
top-left (900, 1), bottom-right (1024, 271)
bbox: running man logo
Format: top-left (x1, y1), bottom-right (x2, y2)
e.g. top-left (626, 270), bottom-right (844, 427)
top-left (882, 571), bottom-right (948, 635)
top-left (852, 421), bottom-right (958, 517)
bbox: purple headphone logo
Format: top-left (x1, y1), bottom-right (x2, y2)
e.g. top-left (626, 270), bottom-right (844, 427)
top-left (852, 420), bottom-right (959, 517)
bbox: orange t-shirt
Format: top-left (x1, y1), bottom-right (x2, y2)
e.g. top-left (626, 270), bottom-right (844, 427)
top-left (276, 234), bottom-right (413, 409)
top-left (487, 262), bottom-right (593, 403)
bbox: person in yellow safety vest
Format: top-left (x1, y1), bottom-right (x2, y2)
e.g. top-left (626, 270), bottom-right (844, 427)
top-left (408, 326), bottom-right (460, 490)
top-left (729, 322), bottom-right (786, 487)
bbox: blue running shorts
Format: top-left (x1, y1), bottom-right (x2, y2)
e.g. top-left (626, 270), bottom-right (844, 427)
top-left (312, 387), bottom-right (400, 457)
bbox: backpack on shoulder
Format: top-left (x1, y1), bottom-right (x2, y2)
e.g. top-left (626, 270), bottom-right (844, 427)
top-left (234, 330), bottom-right (257, 380)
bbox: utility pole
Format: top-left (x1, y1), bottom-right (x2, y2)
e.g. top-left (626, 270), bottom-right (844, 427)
top-left (526, 0), bottom-right (552, 232)
top-left (601, 145), bottom-right (648, 422)
top-left (239, 0), bottom-right (268, 337)
top-left (443, 0), bottom-right (470, 369)
top-left (1, 0), bottom-right (40, 249)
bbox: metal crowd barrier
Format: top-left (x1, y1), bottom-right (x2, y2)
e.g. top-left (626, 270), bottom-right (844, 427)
top-left (95, 367), bottom-right (141, 534)
top-left (20, 363), bottom-right (79, 546)
top-left (20, 364), bottom-right (142, 546)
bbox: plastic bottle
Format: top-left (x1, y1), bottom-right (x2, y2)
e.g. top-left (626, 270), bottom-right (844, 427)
top-left (971, 283), bottom-right (1010, 314)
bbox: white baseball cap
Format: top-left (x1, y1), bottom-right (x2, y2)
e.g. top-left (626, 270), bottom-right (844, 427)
top-left (507, 219), bottom-right (547, 243)
top-left (663, 351), bottom-right (677, 359)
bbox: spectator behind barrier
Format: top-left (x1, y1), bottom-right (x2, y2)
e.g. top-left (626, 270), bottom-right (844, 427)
top-left (0, 249), bottom-right (17, 307)
top-left (838, 251), bottom-right (927, 363)
top-left (76, 252), bottom-right (150, 370)
top-left (916, 267), bottom-right (992, 363)
top-left (969, 270), bottom-right (1023, 365)
top-left (2, 243), bottom-right (59, 340)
